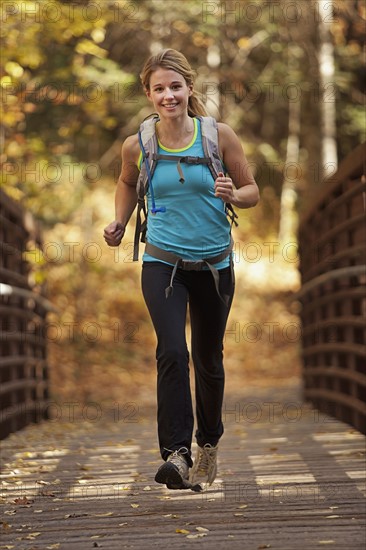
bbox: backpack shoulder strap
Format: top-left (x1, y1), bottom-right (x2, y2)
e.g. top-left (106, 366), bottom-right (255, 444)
top-left (198, 116), bottom-right (224, 180)
top-left (133, 115), bottom-right (160, 261)
top-left (198, 116), bottom-right (238, 227)
top-left (136, 114), bottom-right (159, 199)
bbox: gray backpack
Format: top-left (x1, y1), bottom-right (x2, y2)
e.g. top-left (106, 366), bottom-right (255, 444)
top-left (133, 114), bottom-right (238, 261)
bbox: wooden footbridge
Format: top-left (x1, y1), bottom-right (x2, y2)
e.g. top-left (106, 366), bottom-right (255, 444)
top-left (1, 390), bottom-right (365, 549)
top-left (1, 145), bottom-right (365, 548)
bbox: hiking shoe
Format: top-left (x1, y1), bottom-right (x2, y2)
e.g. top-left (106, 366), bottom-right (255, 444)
top-left (155, 448), bottom-right (190, 489)
top-left (189, 443), bottom-right (218, 486)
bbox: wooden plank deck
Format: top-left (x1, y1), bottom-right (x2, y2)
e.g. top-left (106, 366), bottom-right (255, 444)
top-left (1, 387), bottom-right (365, 550)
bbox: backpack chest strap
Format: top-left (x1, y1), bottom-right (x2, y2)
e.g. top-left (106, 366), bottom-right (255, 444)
top-left (152, 153), bottom-right (210, 164)
top-left (152, 153), bottom-right (211, 183)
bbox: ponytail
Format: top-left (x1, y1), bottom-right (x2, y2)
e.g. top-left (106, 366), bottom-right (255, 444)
top-left (188, 91), bottom-right (208, 117)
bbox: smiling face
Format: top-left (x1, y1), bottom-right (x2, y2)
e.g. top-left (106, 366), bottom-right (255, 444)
top-left (146, 68), bottom-right (193, 119)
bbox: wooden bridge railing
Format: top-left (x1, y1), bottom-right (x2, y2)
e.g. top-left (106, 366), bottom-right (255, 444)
top-left (298, 143), bottom-right (366, 434)
top-left (0, 189), bottom-right (54, 439)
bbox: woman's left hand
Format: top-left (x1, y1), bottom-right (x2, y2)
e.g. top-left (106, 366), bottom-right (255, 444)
top-left (214, 172), bottom-right (236, 203)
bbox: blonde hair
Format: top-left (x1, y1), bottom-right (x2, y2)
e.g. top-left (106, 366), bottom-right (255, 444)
top-left (140, 48), bottom-right (207, 117)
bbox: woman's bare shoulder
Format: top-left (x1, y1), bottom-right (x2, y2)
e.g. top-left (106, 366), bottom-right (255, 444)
top-left (217, 122), bottom-right (237, 139)
top-left (122, 134), bottom-right (140, 160)
top-left (216, 122), bottom-right (239, 159)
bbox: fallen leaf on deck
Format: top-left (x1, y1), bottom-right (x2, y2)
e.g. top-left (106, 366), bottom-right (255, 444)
top-left (130, 503), bottom-right (139, 508)
top-left (176, 529), bottom-right (190, 534)
top-left (25, 532), bottom-right (41, 540)
top-left (196, 527), bottom-right (209, 532)
top-left (13, 497), bottom-right (33, 505)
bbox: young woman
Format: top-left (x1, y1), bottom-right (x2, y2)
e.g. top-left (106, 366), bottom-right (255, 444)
top-left (104, 49), bottom-right (259, 490)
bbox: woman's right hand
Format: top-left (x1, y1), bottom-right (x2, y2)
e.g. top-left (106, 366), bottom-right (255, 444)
top-left (103, 221), bottom-right (125, 247)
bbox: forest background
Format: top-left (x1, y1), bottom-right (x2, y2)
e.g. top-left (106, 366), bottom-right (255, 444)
top-left (1, 0), bottom-right (365, 408)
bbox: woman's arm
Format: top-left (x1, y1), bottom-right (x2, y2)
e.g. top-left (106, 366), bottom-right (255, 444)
top-left (215, 123), bottom-right (259, 209)
top-left (103, 135), bottom-right (140, 247)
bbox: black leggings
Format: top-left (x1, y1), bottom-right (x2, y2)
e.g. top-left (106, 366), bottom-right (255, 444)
top-left (141, 261), bottom-right (235, 466)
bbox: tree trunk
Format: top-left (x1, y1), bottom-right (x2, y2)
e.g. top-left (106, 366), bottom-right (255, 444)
top-left (278, 42), bottom-right (301, 244)
top-left (205, 44), bottom-right (221, 118)
top-left (278, 93), bottom-right (301, 244)
top-left (318, 0), bottom-right (338, 179)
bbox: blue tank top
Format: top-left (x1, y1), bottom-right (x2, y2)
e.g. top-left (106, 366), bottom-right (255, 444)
top-left (141, 118), bottom-right (231, 269)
